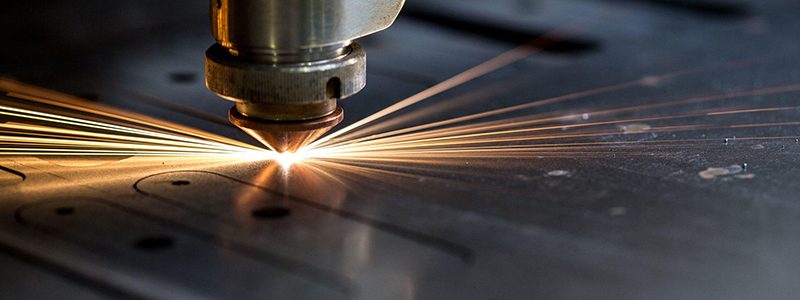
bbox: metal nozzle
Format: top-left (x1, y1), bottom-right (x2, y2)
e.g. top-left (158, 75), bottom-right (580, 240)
top-left (204, 0), bottom-right (404, 152)
top-left (228, 106), bottom-right (343, 153)
top-left (204, 42), bottom-right (366, 122)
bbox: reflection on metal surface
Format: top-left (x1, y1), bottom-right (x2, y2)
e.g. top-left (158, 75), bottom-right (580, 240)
top-left (17, 198), bottom-right (350, 298)
top-left (699, 164), bottom-right (745, 180)
top-left (135, 169), bottom-right (474, 261)
top-left (547, 170), bottom-right (572, 177)
top-left (0, 165), bottom-right (24, 186)
top-left (618, 123), bottom-right (652, 134)
top-left (133, 168), bottom-right (472, 298)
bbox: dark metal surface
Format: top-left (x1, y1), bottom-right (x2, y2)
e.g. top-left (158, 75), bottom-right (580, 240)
top-left (2, 0), bottom-right (800, 299)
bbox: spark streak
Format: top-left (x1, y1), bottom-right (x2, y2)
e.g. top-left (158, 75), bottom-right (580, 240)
top-left (308, 17), bottom-right (598, 148)
top-left (3, 45), bottom-right (800, 179)
top-left (0, 79), bottom-right (269, 159)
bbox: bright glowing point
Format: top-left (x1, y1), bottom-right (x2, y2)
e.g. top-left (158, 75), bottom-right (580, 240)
top-left (232, 149), bottom-right (312, 168)
top-left (271, 152), bottom-right (307, 168)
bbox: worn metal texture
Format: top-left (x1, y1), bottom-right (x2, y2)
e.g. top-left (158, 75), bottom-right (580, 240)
top-left (2, 0), bottom-right (800, 299)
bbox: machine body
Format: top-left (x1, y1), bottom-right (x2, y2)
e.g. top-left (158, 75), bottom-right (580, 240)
top-left (205, 0), bottom-right (405, 152)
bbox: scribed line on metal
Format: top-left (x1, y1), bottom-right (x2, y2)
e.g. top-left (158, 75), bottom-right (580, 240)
top-left (134, 170), bottom-right (476, 263)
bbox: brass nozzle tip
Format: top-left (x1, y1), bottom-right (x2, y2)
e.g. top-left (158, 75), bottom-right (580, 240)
top-left (229, 106), bottom-right (344, 153)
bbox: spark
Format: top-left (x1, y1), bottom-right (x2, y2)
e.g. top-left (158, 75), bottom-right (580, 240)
top-left (3, 44), bottom-right (800, 180)
top-left (286, 20), bottom-right (799, 174)
top-left (308, 16), bottom-right (597, 148)
top-left (0, 81), bottom-right (319, 170)
top-left (0, 79), bottom-right (271, 160)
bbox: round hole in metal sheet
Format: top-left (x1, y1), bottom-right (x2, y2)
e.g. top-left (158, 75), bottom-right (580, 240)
top-left (168, 71), bottom-right (197, 84)
top-left (252, 207), bottom-right (291, 219)
top-left (54, 207), bottom-right (75, 215)
top-left (134, 235), bottom-right (174, 251)
top-left (171, 180), bottom-right (191, 186)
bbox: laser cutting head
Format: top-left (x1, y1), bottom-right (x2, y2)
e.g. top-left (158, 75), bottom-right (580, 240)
top-left (205, 0), bottom-right (405, 152)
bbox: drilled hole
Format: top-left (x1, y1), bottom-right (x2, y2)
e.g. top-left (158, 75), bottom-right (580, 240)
top-left (134, 236), bottom-right (174, 251)
top-left (252, 207), bottom-right (291, 219)
top-left (168, 71), bottom-right (197, 84)
top-left (326, 77), bottom-right (341, 99)
top-left (54, 207), bottom-right (75, 215)
top-left (171, 180), bottom-right (190, 186)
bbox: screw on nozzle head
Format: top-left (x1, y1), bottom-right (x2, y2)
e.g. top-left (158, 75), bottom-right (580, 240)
top-left (229, 106), bottom-right (343, 153)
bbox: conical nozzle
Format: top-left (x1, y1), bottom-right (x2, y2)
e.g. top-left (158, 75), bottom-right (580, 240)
top-left (229, 106), bottom-right (343, 153)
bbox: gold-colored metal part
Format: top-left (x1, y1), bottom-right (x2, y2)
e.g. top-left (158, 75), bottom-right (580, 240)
top-left (229, 106), bottom-right (344, 153)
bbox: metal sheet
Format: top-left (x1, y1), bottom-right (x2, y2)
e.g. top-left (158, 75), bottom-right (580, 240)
top-left (2, 0), bottom-right (800, 299)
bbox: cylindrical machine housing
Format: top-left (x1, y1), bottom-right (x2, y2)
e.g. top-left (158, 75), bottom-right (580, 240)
top-left (211, 0), bottom-right (404, 58)
top-left (206, 0), bottom-right (404, 121)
